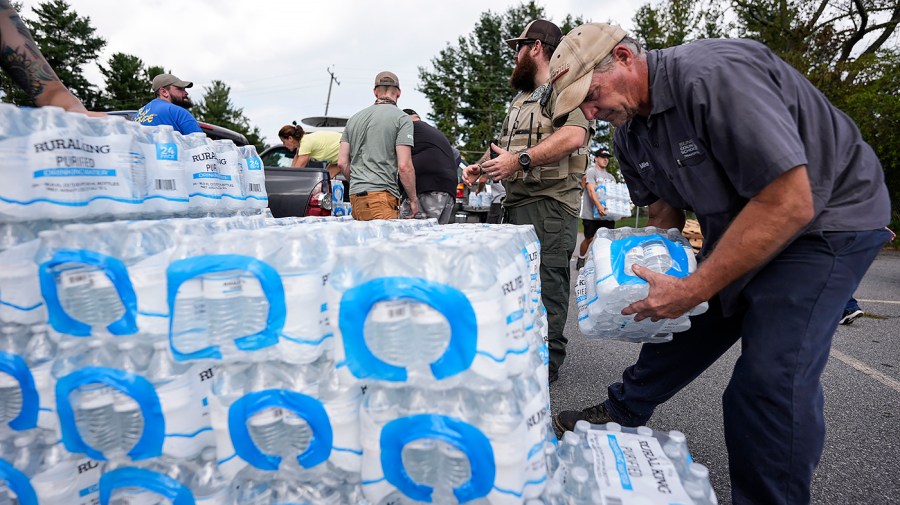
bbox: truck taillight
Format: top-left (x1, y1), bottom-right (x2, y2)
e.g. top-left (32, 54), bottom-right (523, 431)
top-left (306, 181), bottom-right (333, 216)
top-left (456, 183), bottom-right (465, 199)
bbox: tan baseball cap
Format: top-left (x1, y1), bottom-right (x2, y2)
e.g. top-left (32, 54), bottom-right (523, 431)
top-left (374, 71), bottom-right (400, 88)
top-left (151, 73), bottom-right (193, 93)
top-left (549, 23), bottom-right (627, 127)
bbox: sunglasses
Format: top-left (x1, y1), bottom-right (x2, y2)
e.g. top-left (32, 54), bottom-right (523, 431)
top-left (516, 40), bottom-right (536, 52)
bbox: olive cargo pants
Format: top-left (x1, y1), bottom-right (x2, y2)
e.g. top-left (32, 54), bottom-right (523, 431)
top-left (505, 199), bottom-right (578, 375)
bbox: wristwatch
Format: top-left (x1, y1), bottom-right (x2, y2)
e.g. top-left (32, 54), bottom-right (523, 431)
top-left (518, 150), bottom-right (532, 172)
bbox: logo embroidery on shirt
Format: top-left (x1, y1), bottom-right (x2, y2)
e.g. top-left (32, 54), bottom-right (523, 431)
top-left (678, 139), bottom-right (701, 159)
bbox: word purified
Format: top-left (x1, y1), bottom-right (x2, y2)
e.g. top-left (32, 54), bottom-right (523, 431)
top-left (55, 155), bottom-right (96, 168)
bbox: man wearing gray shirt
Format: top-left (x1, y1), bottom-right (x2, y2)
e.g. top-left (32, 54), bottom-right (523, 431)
top-left (575, 146), bottom-right (617, 269)
top-left (550, 24), bottom-right (891, 505)
top-left (339, 71), bottom-right (417, 220)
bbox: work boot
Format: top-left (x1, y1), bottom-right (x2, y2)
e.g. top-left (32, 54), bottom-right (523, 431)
top-left (553, 403), bottom-right (616, 437)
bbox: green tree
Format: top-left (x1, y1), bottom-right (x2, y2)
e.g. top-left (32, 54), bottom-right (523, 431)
top-left (0, 0), bottom-right (106, 107)
top-left (632, 0), bottom-right (727, 49)
top-left (193, 79), bottom-right (266, 151)
top-left (418, 1), bottom-right (587, 157)
top-left (98, 52), bottom-right (147, 110)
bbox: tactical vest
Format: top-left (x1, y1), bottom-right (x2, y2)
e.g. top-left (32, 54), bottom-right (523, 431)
top-left (498, 85), bottom-right (589, 182)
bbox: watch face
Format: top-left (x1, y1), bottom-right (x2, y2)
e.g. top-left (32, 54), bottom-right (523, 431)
top-left (519, 152), bottom-right (531, 166)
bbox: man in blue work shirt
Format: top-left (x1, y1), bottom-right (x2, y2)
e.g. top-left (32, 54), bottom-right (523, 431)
top-left (133, 73), bottom-right (202, 135)
top-left (549, 24), bottom-right (891, 505)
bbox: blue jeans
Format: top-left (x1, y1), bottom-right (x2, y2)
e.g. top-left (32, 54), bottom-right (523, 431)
top-left (602, 229), bottom-right (890, 505)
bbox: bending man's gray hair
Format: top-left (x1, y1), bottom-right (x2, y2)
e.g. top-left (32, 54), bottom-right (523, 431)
top-left (594, 36), bottom-right (644, 73)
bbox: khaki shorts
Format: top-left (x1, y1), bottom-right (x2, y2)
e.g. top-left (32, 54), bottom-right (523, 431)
top-left (350, 191), bottom-right (399, 221)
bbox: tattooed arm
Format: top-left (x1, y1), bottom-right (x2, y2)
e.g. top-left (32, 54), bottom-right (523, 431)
top-left (0, 0), bottom-right (90, 113)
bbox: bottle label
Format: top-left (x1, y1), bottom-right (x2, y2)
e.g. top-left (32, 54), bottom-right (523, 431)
top-left (21, 132), bottom-right (138, 210)
top-left (369, 300), bottom-right (409, 323)
top-left (184, 143), bottom-right (234, 204)
top-left (60, 268), bottom-right (91, 288)
top-left (137, 140), bottom-right (188, 204)
top-left (59, 268), bottom-right (114, 290)
top-left (585, 429), bottom-right (692, 503)
top-left (202, 274), bottom-right (243, 300)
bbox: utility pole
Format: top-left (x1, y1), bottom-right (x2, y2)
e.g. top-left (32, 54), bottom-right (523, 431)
top-left (324, 66), bottom-right (340, 116)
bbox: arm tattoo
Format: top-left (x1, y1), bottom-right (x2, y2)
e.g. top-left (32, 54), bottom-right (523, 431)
top-left (0, 1), bottom-right (59, 101)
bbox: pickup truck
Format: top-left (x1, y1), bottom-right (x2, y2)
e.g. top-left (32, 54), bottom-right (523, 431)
top-left (260, 159), bottom-right (334, 217)
top-left (259, 116), bottom-right (349, 218)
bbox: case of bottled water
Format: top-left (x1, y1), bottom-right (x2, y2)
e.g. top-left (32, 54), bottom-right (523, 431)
top-left (0, 428), bottom-right (103, 505)
top-left (98, 448), bottom-right (231, 505)
top-left (0, 106), bottom-right (143, 221)
top-left (324, 224), bottom-right (555, 504)
top-left (207, 358), bottom-right (362, 491)
top-left (576, 226), bottom-right (708, 343)
top-left (0, 104), bottom-right (268, 222)
top-left (166, 225), bottom-right (330, 364)
top-left (238, 145), bottom-right (268, 210)
top-left (0, 324), bottom-right (58, 434)
top-left (593, 181), bottom-right (633, 221)
top-left (554, 422), bottom-right (718, 505)
top-left (52, 338), bottom-right (213, 462)
top-left (0, 232), bottom-right (47, 326)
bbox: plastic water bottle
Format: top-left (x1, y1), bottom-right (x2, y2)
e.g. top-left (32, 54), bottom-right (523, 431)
top-left (11, 431), bottom-right (47, 476)
top-left (630, 238), bottom-right (673, 274)
top-left (229, 466), bottom-right (274, 505)
top-left (364, 300), bottom-right (412, 366)
top-left (408, 302), bottom-right (450, 372)
top-left (557, 431), bottom-right (581, 469)
top-left (110, 341), bottom-right (146, 454)
top-left (248, 407), bottom-right (285, 456)
top-left (203, 271), bottom-right (244, 347)
top-left (74, 383), bottom-right (120, 455)
top-left (238, 145), bottom-right (267, 209)
top-left (564, 467), bottom-right (593, 504)
top-left (189, 447), bottom-right (230, 504)
top-left (170, 275), bottom-right (208, 356)
top-left (240, 271), bottom-right (270, 340)
top-left (57, 265), bottom-right (102, 327)
top-left (0, 368), bottom-right (21, 425)
top-left (439, 440), bottom-right (472, 495)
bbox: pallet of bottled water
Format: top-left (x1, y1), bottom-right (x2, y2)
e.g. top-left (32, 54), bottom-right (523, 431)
top-left (594, 182), bottom-right (632, 221)
top-left (0, 104), bottom-right (268, 222)
top-left (576, 227), bottom-right (708, 343)
top-left (551, 421), bottom-right (718, 505)
top-left (0, 216), bottom-right (592, 504)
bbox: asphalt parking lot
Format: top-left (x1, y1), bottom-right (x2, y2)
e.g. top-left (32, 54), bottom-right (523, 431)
top-left (549, 249), bottom-right (900, 505)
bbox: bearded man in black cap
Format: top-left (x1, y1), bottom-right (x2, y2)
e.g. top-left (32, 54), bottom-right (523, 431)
top-left (463, 20), bottom-right (592, 384)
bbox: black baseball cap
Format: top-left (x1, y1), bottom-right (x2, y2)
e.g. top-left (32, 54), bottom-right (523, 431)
top-left (505, 19), bottom-right (562, 50)
top-left (594, 147), bottom-right (612, 158)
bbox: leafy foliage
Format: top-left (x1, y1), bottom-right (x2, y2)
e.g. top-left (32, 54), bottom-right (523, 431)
top-left (418, 1), bottom-right (586, 158)
top-left (193, 80), bottom-right (267, 151)
top-left (98, 53), bottom-right (148, 110)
